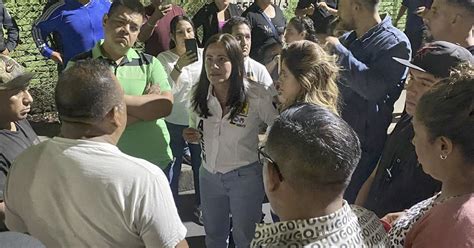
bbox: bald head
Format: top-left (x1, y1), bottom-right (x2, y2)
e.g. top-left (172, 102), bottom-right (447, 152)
top-left (55, 59), bottom-right (123, 122)
top-left (447, 0), bottom-right (474, 13)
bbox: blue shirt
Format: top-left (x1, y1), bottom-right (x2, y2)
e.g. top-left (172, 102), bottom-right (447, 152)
top-left (334, 15), bottom-right (411, 154)
top-left (32, 0), bottom-right (110, 65)
top-left (402, 0), bottom-right (432, 33)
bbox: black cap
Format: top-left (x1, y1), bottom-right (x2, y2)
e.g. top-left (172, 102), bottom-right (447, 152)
top-left (0, 55), bottom-right (34, 90)
top-left (393, 41), bottom-right (474, 78)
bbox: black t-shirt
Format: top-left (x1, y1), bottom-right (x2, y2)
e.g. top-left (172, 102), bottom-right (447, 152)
top-left (0, 120), bottom-right (39, 201)
top-left (296, 0), bottom-right (338, 33)
top-left (242, 3), bottom-right (286, 64)
top-left (364, 113), bottom-right (441, 217)
top-left (193, 2), bottom-right (243, 46)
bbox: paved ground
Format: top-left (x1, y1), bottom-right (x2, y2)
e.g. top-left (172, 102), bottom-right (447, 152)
top-left (178, 191), bottom-right (272, 248)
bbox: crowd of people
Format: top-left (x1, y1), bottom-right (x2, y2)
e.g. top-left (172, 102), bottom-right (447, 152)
top-left (0, 0), bottom-right (473, 247)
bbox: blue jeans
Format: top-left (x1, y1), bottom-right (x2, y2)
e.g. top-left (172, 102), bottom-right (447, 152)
top-left (200, 162), bottom-right (264, 248)
top-left (165, 121), bottom-right (202, 205)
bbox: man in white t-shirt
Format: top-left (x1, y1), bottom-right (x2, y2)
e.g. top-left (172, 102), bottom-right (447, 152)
top-left (4, 59), bottom-right (188, 248)
top-left (222, 16), bottom-right (276, 92)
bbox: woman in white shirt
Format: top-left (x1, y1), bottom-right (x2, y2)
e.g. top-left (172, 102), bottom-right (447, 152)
top-left (157, 15), bottom-right (203, 211)
top-left (183, 33), bottom-right (277, 248)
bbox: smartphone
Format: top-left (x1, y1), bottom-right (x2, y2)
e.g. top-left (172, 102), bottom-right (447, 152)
top-left (185, 38), bottom-right (198, 56)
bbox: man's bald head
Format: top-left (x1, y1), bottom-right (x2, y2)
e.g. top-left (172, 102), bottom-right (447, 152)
top-left (55, 59), bottom-right (123, 122)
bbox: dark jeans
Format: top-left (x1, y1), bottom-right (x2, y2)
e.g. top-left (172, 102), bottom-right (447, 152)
top-left (344, 149), bottom-right (381, 204)
top-left (165, 121), bottom-right (202, 206)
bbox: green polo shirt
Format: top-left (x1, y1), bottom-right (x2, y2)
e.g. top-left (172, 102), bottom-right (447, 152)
top-left (67, 42), bottom-right (173, 169)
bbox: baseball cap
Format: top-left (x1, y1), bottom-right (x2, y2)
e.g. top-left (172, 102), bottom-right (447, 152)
top-left (0, 55), bottom-right (34, 90)
top-left (393, 41), bottom-right (474, 78)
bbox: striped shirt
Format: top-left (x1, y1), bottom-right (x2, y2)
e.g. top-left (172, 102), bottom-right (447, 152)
top-left (68, 41), bottom-right (173, 168)
top-left (32, 0), bottom-right (110, 65)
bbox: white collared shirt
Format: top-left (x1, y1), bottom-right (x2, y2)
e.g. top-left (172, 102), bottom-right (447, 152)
top-left (244, 57), bottom-right (275, 92)
top-left (189, 80), bottom-right (278, 174)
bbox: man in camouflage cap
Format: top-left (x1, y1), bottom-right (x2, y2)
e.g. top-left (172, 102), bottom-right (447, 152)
top-left (0, 55), bottom-right (38, 231)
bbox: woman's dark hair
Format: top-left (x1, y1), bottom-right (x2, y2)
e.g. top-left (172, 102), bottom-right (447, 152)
top-left (416, 63), bottom-right (474, 164)
top-left (288, 16), bottom-right (318, 43)
top-left (192, 33), bottom-right (246, 120)
top-left (169, 15), bottom-right (196, 49)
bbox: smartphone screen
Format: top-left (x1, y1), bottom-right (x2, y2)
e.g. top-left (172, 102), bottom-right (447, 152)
top-left (185, 38), bottom-right (198, 56)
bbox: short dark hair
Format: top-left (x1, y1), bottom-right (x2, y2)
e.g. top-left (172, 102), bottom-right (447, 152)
top-left (416, 63), bottom-right (474, 164)
top-left (266, 103), bottom-right (361, 191)
top-left (288, 16), bottom-right (318, 43)
top-left (447, 0), bottom-right (474, 14)
top-left (191, 33), bottom-right (246, 120)
top-left (221, 16), bottom-right (251, 35)
top-left (108, 0), bottom-right (145, 18)
top-left (55, 59), bottom-right (122, 121)
top-left (356, 0), bottom-right (381, 11)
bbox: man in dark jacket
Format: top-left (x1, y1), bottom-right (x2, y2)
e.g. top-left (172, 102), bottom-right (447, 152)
top-left (356, 42), bottom-right (474, 217)
top-left (0, 1), bottom-right (19, 55)
top-left (325, 0), bottom-right (411, 203)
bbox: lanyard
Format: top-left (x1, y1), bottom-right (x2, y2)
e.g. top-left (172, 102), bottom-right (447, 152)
top-left (259, 9), bottom-right (280, 41)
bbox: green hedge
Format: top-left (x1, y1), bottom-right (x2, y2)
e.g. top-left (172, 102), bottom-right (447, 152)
top-left (4, 0), bottom-right (404, 117)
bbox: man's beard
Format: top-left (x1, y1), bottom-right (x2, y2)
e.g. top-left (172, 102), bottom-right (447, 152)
top-left (337, 17), bottom-right (356, 33)
top-left (422, 27), bottom-right (435, 44)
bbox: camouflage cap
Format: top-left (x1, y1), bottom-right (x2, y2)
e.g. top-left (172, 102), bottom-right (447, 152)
top-left (0, 55), bottom-right (34, 90)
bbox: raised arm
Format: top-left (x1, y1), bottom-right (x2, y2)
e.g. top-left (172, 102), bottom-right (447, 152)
top-left (31, 3), bottom-right (63, 64)
top-left (138, 4), bottom-right (172, 43)
top-left (328, 37), bottom-right (410, 101)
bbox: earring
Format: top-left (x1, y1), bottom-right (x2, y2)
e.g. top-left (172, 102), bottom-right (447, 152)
top-left (440, 154), bottom-right (448, 160)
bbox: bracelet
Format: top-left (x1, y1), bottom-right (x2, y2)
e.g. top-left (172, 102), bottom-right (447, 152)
top-left (174, 64), bottom-right (182, 73)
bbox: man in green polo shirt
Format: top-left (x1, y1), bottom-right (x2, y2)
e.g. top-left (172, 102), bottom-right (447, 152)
top-left (68, 0), bottom-right (174, 170)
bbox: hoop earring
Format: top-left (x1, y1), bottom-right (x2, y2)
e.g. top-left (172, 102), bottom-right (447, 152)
top-left (440, 154), bottom-right (448, 160)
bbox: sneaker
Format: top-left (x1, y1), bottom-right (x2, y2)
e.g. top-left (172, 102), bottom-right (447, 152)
top-left (193, 206), bottom-right (204, 226)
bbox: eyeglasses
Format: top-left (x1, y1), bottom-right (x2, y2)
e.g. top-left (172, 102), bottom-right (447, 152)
top-left (257, 146), bottom-right (283, 181)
